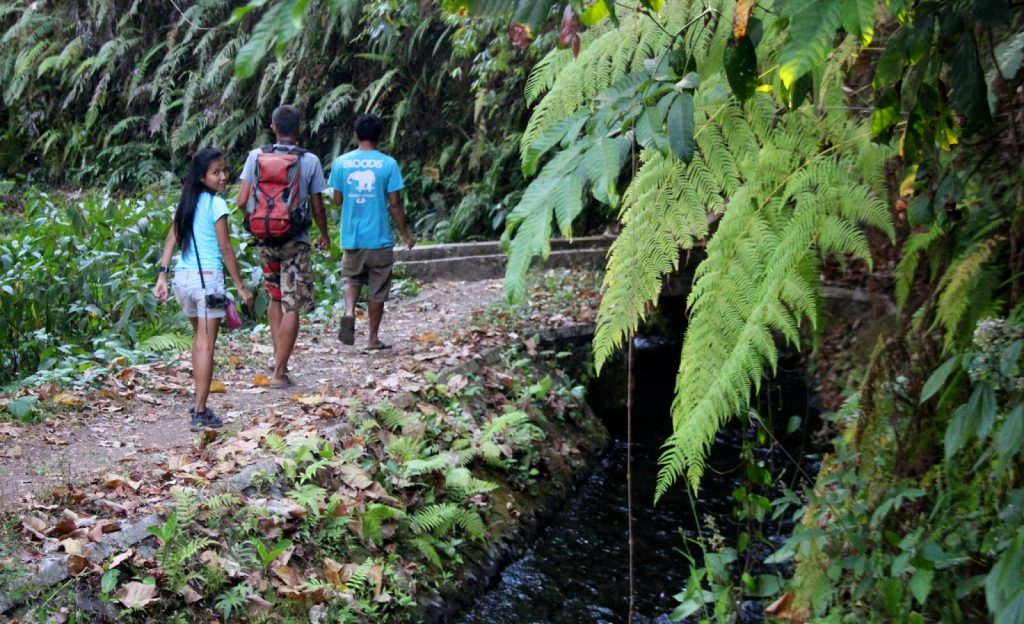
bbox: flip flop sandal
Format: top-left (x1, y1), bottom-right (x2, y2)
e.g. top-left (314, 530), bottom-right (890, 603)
top-left (363, 342), bottom-right (393, 352)
top-left (338, 315), bottom-right (355, 345)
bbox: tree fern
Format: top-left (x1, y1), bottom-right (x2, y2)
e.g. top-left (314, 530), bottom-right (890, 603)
top-left (505, 0), bottom-right (892, 498)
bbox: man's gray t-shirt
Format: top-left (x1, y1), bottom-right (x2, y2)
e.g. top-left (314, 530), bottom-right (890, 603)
top-left (240, 143), bottom-right (327, 245)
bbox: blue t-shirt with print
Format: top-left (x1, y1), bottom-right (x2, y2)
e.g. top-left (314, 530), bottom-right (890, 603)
top-left (176, 192), bottom-right (231, 271)
top-left (328, 149), bottom-right (404, 250)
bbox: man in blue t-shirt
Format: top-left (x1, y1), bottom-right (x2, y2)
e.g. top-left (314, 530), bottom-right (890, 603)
top-left (328, 113), bottom-right (416, 350)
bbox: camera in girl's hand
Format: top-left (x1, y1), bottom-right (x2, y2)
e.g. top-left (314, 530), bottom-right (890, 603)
top-left (205, 293), bottom-right (228, 309)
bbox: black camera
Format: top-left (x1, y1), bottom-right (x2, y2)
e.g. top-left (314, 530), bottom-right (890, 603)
top-left (205, 293), bottom-right (228, 309)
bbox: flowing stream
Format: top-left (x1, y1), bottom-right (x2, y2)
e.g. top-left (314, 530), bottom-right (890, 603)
top-left (456, 336), bottom-right (818, 624)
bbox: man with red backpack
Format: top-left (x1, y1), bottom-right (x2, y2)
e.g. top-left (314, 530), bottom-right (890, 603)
top-left (237, 105), bottom-right (330, 389)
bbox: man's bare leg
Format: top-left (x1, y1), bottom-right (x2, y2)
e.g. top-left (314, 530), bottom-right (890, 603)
top-left (272, 309), bottom-right (299, 385)
top-left (367, 301), bottom-right (385, 348)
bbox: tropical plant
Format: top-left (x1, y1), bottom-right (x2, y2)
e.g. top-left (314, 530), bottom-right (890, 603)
top-left (0, 0), bottom-right (545, 239)
top-left (495, 0), bottom-right (893, 499)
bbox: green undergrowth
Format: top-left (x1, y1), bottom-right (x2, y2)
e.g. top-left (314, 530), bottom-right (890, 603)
top-left (0, 188), bottom-right (395, 404)
top-left (12, 343), bottom-right (607, 623)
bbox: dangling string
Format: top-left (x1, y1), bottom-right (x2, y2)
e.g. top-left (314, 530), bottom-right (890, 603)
top-left (626, 2), bottom-right (642, 622)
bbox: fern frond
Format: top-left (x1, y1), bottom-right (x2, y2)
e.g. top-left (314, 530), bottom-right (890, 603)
top-left (895, 226), bottom-right (945, 308)
top-left (936, 236), bottom-right (1004, 351)
top-left (411, 535), bottom-right (443, 568)
top-left (139, 332), bottom-right (191, 352)
top-left (361, 503), bottom-right (404, 543)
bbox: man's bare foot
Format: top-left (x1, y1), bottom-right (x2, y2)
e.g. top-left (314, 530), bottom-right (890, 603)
top-left (270, 374), bottom-right (294, 389)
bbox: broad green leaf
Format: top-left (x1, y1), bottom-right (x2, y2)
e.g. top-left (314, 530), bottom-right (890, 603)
top-left (995, 32), bottom-right (1024, 79)
top-left (635, 106), bottom-right (667, 150)
top-left (986, 531), bottom-right (1024, 616)
top-left (290, 0), bottom-right (310, 29)
top-left (972, 0), bottom-right (1010, 26)
top-left (839, 0), bottom-right (876, 46)
top-left (997, 404), bottom-right (1024, 458)
top-left (910, 568), bottom-right (934, 605)
top-left (101, 569), bottom-right (120, 594)
top-left (5, 396), bottom-right (37, 420)
top-left (920, 355), bottom-right (959, 402)
top-left (580, 0), bottom-right (609, 26)
top-left (667, 92), bottom-right (695, 163)
top-left (512, 0), bottom-right (556, 31)
top-left (676, 71), bottom-right (700, 91)
top-left (778, 0), bottom-right (842, 89)
top-left (724, 36), bottom-right (757, 101)
top-left (950, 25), bottom-right (991, 133)
top-left (642, 0), bottom-right (664, 12)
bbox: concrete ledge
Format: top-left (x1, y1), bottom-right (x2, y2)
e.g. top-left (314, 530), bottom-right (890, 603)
top-left (396, 248), bottom-right (610, 282)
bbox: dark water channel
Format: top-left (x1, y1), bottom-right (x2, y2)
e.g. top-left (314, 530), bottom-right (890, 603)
top-left (456, 335), bottom-right (819, 624)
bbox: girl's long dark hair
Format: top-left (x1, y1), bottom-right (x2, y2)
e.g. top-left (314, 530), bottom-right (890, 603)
top-left (173, 147), bottom-right (224, 253)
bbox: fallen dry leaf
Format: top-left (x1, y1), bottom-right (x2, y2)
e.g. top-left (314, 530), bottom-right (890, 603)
top-left (209, 380), bottom-right (227, 393)
top-left (116, 581), bottom-right (159, 609)
top-left (1, 444), bottom-right (23, 458)
top-left (67, 554), bottom-right (90, 576)
top-left (446, 374), bottom-right (468, 393)
top-left (765, 592), bottom-right (808, 623)
top-left (60, 537), bottom-right (86, 555)
top-left (0, 423), bottom-right (20, 437)
top-left (22, 516), bottom-right (47, 540)
top-left (180, 584), bottom-right (203, 604)
top-left (53, 392), bottom-right (85, 406)
top-left (110, 548), bottom-right (134, 568)
top-left (253, 374), bottom-right (272, 388)
top-left (414, 331), bottom-right (441, 344)
top-left (103, 474), bottom-right (141, 491)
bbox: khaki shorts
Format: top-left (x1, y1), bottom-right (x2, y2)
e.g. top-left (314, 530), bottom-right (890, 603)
top-left (259, 240), bottom-right (314, 313)
top-left (343, 247), bottom-right (394, 303)
top-left (172, 269), bottom-right (226, 319)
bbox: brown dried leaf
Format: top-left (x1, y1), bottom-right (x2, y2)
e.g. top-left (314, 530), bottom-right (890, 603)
top-left (60, 537), bottom-right (86, 555)
top-left (22, 516), bottom-right (48, 540)
top-left (110, 548), bottom-right (134, 568)
top-left (52, 510), bottom-right (79, 536)
top-left (338, 464), bottom-right (374, 490)
top-left (116, 581), bottom-right (158, 609)
top-left (765, 592), bottom-right (808, 622)
top-left (209, 380), bottom-right (227, 394)
top-left (273, 564), bottom-right (303, 588)
top-left (103, 474), bottom-right (141, 491)
top-left (1, 444), bottom-right (23, 458)
top-left (180, 584), bottom-right (203, 604)
top-left (67, 554), bottom-right (90, 576)
top-left (323, 557), bottom-right (344, 590)
top-left (446, 374), bottom-right (468, 393)
top-left (732, 0), bottom-right (756, 39)
top-left (253, 374), bottom-right (272, 388)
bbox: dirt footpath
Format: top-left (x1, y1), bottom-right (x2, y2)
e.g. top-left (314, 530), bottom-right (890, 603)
top-left (0, 279), bottom-right (512, 512)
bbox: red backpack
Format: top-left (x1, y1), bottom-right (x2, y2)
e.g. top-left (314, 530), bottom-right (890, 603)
top-left (245, 145), bottom-right (311, 242)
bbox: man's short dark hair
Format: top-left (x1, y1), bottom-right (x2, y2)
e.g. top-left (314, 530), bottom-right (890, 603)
top-left (272, 105), bottom-right (301, 138)
top-left (354, 114), bottom-right (383, 143)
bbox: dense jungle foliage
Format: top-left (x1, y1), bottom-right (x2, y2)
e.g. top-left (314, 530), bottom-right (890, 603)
top-left (464, 1), bottom-right (1022, 622)
top-left (0, 0), bottom-right (551, 239)
top-left (0, 0), bottom-right (556, 386)
top-left (2, 0), bottom-right (1024, 622)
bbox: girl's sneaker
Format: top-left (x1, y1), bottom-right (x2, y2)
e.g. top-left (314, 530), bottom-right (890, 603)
top-left (190, 408), bottom-right (224, 432)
